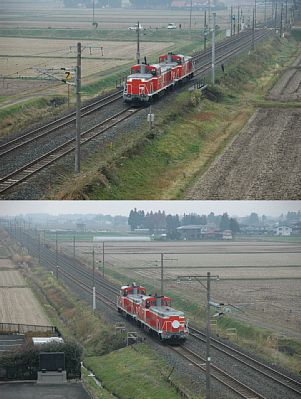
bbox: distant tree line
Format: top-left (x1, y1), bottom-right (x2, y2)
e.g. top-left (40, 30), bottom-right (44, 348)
top-left (63, 0), bottom-right (121, 8)
top-left (128, 209), bottom-right (240, 238)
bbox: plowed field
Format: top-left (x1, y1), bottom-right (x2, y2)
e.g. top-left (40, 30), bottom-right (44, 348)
top-left (0, 258), bottom-right (49, 325)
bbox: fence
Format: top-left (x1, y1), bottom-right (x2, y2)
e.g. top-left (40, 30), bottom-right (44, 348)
top-left (0, 323), bottom-right (60, 336)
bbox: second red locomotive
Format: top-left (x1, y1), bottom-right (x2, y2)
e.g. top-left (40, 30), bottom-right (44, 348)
top-left (117, 283), bottom-right (189, 341)
top-left (123, 52), bottom-right (194, 103)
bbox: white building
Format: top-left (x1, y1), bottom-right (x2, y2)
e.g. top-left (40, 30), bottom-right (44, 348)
top-left (275, 226), bottom-right (292, 236)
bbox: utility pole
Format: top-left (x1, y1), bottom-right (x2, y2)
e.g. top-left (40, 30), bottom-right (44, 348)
top-left (275, 0), bottom-right (278, 32)
top-left (92, 247), bottom-right (96, 311)
top-left (55, 231), bottom-right (59, 280)
top-left (189, 0), bottom-right (193, 33)
top-left (204, 10), bottom-right (207, 50)
top-left (73, 235), bottom-right (76, 258)
top-left (264, 0), bottom-right (267, 25)
top-left (177, 273), bottom-right (219, 399)
top-left (92, 0), bottom-right (95, 25)
top-left (102, 241), bottom-right (105, 277)
top-left (285, 0), bottom-right (288, 25)
top-left (206, 272), bottom-right (211, 399)
top-left (161, 253), bottom-right (164, 296)
top-left (255, 0), bottom-right (257, 28)
top-left (136, 21), bottom-right (140, 64)
top-left (280, 2), bottom-right (284, 36)
top-left (230, 6), bottom-right (233, 36)
top-left (38, 231), bottom-right (41, 264)
top-left (238, 6), bottom-right (240, 34)
top-left (252, 8), bottom-right (255, 50)
top-left (211, 12), bottom-right (216, 85)
top-left (75, 42), bottom-right (81, 174)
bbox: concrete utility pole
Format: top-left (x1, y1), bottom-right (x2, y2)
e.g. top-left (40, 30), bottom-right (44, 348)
top-left (211, 12), bottom-right (216, 85)
top-left (280, 2), bottom-right (284, 36)
top-left (238, 6), bottom-right (240, 34)
top-left (230, 6), bottom-right (233, 36)
top-left (55, 231), bottom-right (59, 280)
top-left (189, 0), bottom-right (193, 33)
top-left (102, 241), bottom-right (105, 277)
top-left (92, 247), bottom-right (96, 311)
top-left (161, 253), bottom-right (164, 296)
top-left (136, 21), bottom-right (140, 64)
top-left (206, 272), bottom-right (211, 398)
top-left (75, 42), bottom-right (81, 174)
top-left (177, 273), bottom-right (219, 399)
top-left (252, 8), bottom-right (255, 50)
top-left (92, 0), bottom-right (95, 25)
top-left (264, 0), bottom-right (267, 25)
top-left (204, 10), bottom-right (207, 50)
top-left (255, 0), bottom-right (257, 28)
top-left (73, 235), bottom-right (76, 258)
top-left (275, 0), bottom-right (278, 32)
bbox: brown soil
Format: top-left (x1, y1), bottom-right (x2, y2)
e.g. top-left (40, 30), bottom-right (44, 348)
top-left (0, 258), bottom-right (50, 325)
top-left (185, 108), bottom-right (301, 199)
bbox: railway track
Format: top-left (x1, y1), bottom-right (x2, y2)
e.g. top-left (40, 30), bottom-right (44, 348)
top-left (0, 107), bottom-right (139, 195)
top-left (169, 345), bottom-right (266, 399)
top-left (189, 326), bottom-right (301, 396)
top-left (0, 29), bottom-right (270, 197)
top-left (0, 89), bottom-right (123, 158)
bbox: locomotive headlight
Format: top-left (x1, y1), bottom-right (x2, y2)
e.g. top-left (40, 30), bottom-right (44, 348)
top-left (172, 320), bottom-right (180, 329)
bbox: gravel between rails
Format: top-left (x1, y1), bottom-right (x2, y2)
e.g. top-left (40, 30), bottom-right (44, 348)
top-left (186, 108), bottom-right (301, 199)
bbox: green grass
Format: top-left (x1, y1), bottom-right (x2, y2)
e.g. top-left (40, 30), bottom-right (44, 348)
top-left (0, 27), bottom-right (198, 43)
top-left (237, 235), bottom-right (301, 243)
top-left (85, 345), bottom-right (186, 399)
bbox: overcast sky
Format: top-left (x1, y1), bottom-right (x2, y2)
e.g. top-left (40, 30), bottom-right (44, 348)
top-left (0, 201), bottom-right (300, 217)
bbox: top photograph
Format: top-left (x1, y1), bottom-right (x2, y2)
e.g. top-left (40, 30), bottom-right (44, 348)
top-left (0, 0), bottom-right (300, 200)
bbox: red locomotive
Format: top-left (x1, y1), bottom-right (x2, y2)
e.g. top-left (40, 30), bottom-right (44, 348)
top-left (123, 52), bottom-right (194, 103)
top-left (117, 283), bottom-right (189, 341)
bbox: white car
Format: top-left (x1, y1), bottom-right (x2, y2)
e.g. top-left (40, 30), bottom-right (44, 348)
top-left (128, 24), bottom-right (144, 31)
top-left (167, 23), bottom-right (177, 29)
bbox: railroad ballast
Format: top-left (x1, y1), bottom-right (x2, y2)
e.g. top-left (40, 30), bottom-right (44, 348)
top-left (117, 283), bottom-right (189, 341)
top-left (123, 52), bottom-right (194, 103)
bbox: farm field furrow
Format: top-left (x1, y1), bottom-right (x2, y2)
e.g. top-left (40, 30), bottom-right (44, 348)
top-left (0, 258), bottom-right (50, 326)
top-left (186, 108), bottom-right (301, 200)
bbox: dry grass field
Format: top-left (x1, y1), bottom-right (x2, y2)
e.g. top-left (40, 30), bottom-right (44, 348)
top-left (62, 239), bottom-right (301, 339)
top-left (0, 258), bottom-right (50, 326)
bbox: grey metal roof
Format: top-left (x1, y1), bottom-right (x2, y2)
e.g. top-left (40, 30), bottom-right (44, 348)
top-left (128, 73), bottom-right (153, 79)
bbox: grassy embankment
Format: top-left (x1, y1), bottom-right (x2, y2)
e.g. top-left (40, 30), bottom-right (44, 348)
top-left (11, 246), bottom-right (195, 399)
top-left (51, 34), bottom-right (300, 199)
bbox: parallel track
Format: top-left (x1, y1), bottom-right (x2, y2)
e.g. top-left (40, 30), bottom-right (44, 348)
top-left (0, 107), bottom-right (139, 194)
top-left (169, 345), bottom-right (266, 399)
top-left (0, 89), bottom-right (123, 157)
top-left (189, 326), bottom-right (301, 396)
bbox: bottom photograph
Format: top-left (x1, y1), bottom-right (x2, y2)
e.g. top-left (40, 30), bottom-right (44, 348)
top-left (0, 200), bottom-right (300, 399)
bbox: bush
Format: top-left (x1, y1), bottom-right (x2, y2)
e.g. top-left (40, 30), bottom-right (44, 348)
top-left (0, 340), bottom-right (83, 381)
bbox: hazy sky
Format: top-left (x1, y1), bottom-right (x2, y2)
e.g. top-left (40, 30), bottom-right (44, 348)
top-left (0, 201), bottom-right (300, 217)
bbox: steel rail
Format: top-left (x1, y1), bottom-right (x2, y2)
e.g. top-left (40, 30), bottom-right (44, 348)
top-left (0, 107), bottom-right (139, 195)
top-left (169, 345), bottom-right (266, 399)
top-left (189, 326), bottom-right (301, 396)
top-left (0, 89), bottom-right (123, 157)
top-left (16, 230), bottom-right (117, 311)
